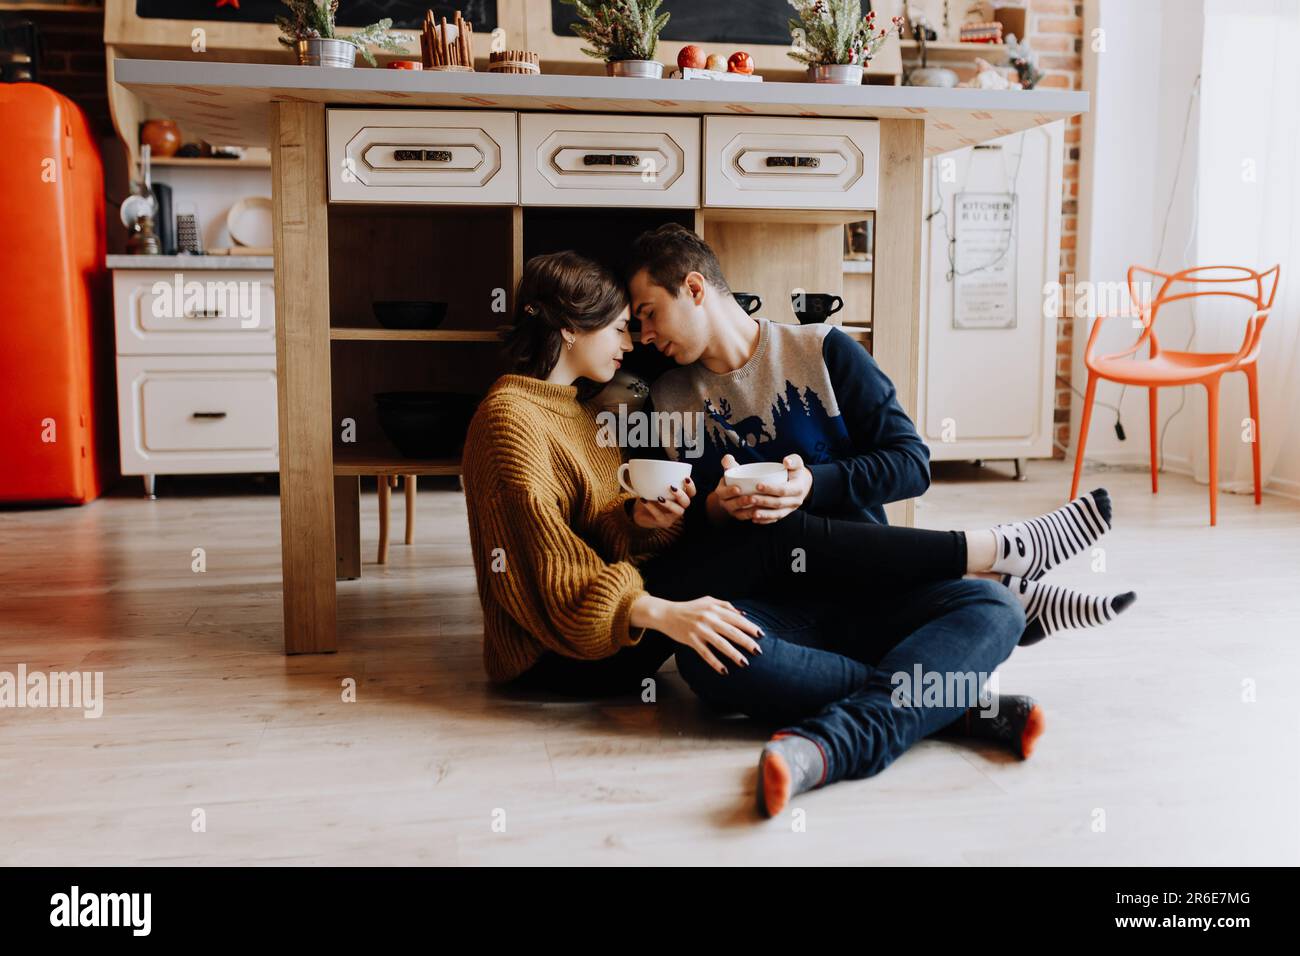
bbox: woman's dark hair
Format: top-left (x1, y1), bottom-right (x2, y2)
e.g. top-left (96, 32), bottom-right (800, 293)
top-left (502, 251), bottom-right (629, 382)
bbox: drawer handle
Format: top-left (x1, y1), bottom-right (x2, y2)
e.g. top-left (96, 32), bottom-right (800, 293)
top-left (765, 155), bottom-right (821, 169)
top-left (583, 153), bottom-right (640, 167)
top-left (184, 309), bottom-right (224, 319)
top-left (394, 149), bottom-right (453, 162)
top-left (191, 411), bottom-right (228, 420)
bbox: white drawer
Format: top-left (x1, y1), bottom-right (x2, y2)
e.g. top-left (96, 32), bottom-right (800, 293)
top-left (704, 116), bottom-right (879, 210)
top-left (327, 109), bottom-right (518, 204)
top-left (116, 355), bottom-right (279, 475)
top-left (520, 114), bottom-right (699, 208)
top-left (113, 270), bottom-right (275, 355)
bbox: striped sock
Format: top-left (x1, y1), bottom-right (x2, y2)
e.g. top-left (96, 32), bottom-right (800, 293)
top-left (1005, 574), bottom-right (1136, 645)
top-left (990, 488), bottom-right (1112, 581)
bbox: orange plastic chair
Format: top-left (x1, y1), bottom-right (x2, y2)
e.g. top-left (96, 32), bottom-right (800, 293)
top-left (1071, 264), bottom-right (1280, 525)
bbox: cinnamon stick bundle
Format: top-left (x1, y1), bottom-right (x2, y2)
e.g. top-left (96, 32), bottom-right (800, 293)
top-left (421, 9), bottom-right (478, 69)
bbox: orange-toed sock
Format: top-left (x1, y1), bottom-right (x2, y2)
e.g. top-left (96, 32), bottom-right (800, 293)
top-left (758, 733), bottom-right (826, 818)
top-left (941, 694), bottom-right (1045, 759)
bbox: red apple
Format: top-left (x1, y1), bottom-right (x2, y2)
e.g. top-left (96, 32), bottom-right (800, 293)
top-left (727, 51), bottom-right (755, 75)
top-left (706, 53), bottom-right (727, 71)
top-left (677, 45), bottom-right (707, 70)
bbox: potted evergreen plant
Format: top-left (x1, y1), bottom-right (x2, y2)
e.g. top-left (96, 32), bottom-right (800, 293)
top-left (561, 0), bottom-right (671, 78)
top-left (277, 0), bottom-right (408, 68)
top-left (788, 0), bottom-right (902, 84)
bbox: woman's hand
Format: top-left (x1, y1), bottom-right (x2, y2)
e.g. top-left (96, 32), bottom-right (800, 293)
top-left (631, 476), bottom-right (695, 529)
top-left (630, 594), bottom-right (763, 674)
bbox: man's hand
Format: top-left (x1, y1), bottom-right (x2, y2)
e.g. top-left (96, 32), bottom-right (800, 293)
top-left (710, 453), bottom-right (812, 524)
top-left (631, 476), bottom-right (696, 529)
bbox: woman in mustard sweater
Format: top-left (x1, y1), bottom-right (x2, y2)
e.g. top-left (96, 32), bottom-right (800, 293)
top-left (461, 251), bottom-right (1134, 816)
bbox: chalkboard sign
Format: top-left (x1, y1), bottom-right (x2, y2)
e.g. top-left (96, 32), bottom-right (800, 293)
top-left (134, 1), bottom-right (498, 32)
top-left (551, 0), bottom-right (870, 47)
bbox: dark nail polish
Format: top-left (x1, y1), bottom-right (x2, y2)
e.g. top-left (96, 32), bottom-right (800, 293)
top-left (669, 485), bottom-right (678, 492)
top-left (684, 477), bottom-right (693, 484)
top-left (758, 628), bottom-right (765, 636)
top-left (753, 644), bottom-right (764, 655)
top-left (739, 658), bottom-right (750, 668)
top-left (720, 666), bottom-right (729, 675)
top-left (657, 496), bottom-right (666, 502)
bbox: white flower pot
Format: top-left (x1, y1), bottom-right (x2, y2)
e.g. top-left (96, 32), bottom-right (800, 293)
top-left (297, 38), bottom-right (357, 68)
top-left (809, 63), bottom-right (864, 84)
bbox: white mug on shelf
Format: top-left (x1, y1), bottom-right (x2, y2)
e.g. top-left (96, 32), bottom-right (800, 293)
top-left (617, 459), bottom-right (692, 500)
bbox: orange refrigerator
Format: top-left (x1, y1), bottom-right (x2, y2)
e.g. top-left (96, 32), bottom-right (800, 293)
top-left (0, 82), bottom-right (112, 504)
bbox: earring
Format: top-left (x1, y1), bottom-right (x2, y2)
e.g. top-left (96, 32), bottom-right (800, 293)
top-left (565, 338), bottom-right (574, 350)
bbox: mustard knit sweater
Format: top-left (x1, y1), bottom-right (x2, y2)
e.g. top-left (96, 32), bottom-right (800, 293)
top-left (462, 374), bottom-right (683, 683)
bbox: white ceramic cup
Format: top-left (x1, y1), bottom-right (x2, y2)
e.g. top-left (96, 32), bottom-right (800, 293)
top-left (617, 458), bottom-right (692, 500)
top-left (723, 461), bottom-right (788, 495)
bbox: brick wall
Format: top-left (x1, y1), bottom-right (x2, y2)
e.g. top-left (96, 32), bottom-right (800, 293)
top-left (909, 0), bottom-right (1084, 459)
top-left (5, 6), bottom-right (111, 137)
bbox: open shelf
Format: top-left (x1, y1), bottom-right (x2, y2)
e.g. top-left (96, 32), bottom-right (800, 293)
top-left (900, 40), bottom-right (1008, 59)
top-left (703, 207), bottom-right (869, 226)
top-left (333, 444), bottom-right (462, 477)
top-left (149, 156), bottom-right (271, 169)
top-left (0, 3), bottom-right (103, 11)
top-left (329, 328), bottom-right (502, 343)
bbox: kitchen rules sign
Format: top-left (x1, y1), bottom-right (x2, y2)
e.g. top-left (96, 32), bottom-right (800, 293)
top-left (952, 192), bottom-right (1018, 330)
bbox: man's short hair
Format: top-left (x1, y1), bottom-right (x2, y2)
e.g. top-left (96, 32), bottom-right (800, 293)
top-left (627, 223), bottom-right (731, 295)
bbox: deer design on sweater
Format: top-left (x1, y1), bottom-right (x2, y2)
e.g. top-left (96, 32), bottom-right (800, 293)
top-left (704, 397), bottom-right (772, 448)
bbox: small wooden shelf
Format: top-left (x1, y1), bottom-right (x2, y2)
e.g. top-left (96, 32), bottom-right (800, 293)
top-left (835, 324), bottom-right (871, 340)
top-left (333, 446), bottom-right (462, 477)
top-left (703, 207), bottom-right (869, 226)
top-left (149, 156), bottom-right (272, 169)
top-left (900, 40), bottom-right (1008, 59)
top-left (329, 328), bottom-right (503, 343)
top-left (0, 3), bottom-right (103, 11)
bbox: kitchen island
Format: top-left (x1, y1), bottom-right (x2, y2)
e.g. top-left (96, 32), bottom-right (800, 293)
top-left (113, 59), bottom-right (1088, 654)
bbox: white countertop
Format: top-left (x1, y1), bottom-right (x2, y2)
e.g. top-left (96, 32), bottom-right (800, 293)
top-left (107, 254), bottom-right (274, 270)
top-left (114, 59), bottom-right (1088, 156)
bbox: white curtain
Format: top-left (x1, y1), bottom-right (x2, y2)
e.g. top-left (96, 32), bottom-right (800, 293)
top-left (1194, 0), bottom-right (1300, 494)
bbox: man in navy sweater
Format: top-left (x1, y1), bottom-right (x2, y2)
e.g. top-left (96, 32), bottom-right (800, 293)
top-left (624, 224), bottom-right (1034, 813)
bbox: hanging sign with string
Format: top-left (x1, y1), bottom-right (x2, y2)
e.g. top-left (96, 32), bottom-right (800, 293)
top-left (952, 192), bottom-right (1018, 330)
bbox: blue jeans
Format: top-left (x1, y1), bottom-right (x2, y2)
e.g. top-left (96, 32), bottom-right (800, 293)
top-left (675, 578), bottom-right (1025, 785)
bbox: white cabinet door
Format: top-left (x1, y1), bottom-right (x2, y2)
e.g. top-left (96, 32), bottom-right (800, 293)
top-left (327, 109), bottom-right (519, 204)
top-left (113, 270), bottom-right (275, 355)
top-left (116, 354), bottom-right (279, 475)
top-left (704, 116), bottom-right (879, 210)
top-left (917, 122), bottom-right (1064, 461)
top-left (519, 113), bottom-right (700, 207)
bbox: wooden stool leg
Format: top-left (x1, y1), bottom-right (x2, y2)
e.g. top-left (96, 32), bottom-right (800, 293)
top-left (405, 475), bottom-right (417, 545)
top-left (377, 474), bottom-right (391, 563)
top-left (334, 475), bottom-right (361, 580)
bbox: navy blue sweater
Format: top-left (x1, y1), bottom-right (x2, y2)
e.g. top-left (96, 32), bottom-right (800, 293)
top-left (642, 319), bottom-right (930, 529)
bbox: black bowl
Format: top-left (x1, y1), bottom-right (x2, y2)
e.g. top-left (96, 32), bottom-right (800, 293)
top-left (374, 391), bottom-right (480, 459)
top-left (733, 292), bottom-right (763, 316)
top-left (372, 301), bottom-right (449, 330)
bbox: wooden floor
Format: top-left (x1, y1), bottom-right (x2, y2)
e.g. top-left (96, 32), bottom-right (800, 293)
top-left (2, 461), bottom-right (1297, 865)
